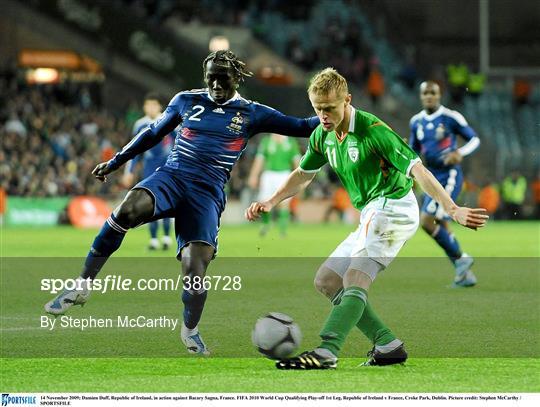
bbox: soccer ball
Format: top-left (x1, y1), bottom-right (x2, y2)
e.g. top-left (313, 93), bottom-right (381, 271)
top-left (252, 312), bottom-right (302, 359)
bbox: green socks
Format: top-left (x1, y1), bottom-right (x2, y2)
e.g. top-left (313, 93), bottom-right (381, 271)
top-left (319, 286), bottom-right (368, 356)
top-left (328, 287), bottom-right (396, 349)
top-left (278, 209), bottom-right (289, 235)
top-left (261, 212), bottom-right (270, 225)
top-left (356, 302), bottom-right (396, 346)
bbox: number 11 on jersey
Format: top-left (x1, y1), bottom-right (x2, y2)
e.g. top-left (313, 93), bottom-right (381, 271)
top-left (326, 147), bottom-right (337, 168)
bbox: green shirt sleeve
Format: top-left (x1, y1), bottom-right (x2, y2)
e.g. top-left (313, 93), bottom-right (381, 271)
top-left (299, 130), bottom-right (326, 172)
top-left (368, 123), bottom-right (420, 177)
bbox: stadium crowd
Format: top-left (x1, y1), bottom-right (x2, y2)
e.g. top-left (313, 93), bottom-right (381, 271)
top-left (120, 0), bottom-right (381, 91)
top-left (0, 73), bottom-right (128, 198)
top-left (1, 59), bottom-right (538, 219)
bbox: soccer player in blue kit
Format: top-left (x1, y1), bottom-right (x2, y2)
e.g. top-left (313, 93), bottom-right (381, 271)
top-left (45, 50), bottom-right (319, 355)
top-left (122, 92), bottom-right (175, 251)
top-left (409, 81), bottom-right (481, 287)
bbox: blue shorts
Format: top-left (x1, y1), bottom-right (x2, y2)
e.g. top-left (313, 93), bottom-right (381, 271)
top-left (134, 167), bottom-right (226, 258)
top-left (421, 167), bottom-right (463, 220)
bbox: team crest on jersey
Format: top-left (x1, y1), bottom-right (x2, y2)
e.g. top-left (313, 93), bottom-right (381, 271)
top-left (348, 146), bottom-right (359, 163)
top-left (227, 112), bottom-right (244, 134)
top-left (435, 124), bottom-right (445, 140)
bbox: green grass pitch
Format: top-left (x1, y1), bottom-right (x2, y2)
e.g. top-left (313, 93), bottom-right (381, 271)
top-left (1, 221), bottom-right (539, 392)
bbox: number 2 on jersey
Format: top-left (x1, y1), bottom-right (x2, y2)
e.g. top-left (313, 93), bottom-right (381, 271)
top-left (188, 105), bottom-right (205, 121)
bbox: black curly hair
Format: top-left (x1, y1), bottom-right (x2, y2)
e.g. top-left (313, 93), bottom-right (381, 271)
top-left (202, 50), bottom-right (253, 83)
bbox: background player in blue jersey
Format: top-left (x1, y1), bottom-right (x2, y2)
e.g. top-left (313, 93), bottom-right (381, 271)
top-left (122, 93), bottom-right (174, 251)
top-left (409, 81), bottom-right (481, 287)
top-left (45, 50), bottom-right (319, 355)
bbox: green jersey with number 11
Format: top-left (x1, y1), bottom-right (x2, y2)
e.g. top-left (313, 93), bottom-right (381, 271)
top-left (299, 107), bottom-right (421, 210)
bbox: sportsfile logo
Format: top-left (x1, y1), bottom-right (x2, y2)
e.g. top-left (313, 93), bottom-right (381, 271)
top-left (1, 394), bottom-right (37, 406)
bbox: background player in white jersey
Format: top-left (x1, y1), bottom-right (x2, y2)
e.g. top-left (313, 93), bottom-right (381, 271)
top-left (122, 93), bottom-right (174, 250)
top-left (409, 81), bottom-right (481, 287)
top-left (248, 133), bottom-right (300, 236)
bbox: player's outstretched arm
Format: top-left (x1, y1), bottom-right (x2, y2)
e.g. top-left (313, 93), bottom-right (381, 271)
top-left (92, 108), bottom-right (181, 182)
top-left (245, 168), bottom-right (315, 221)
top-left (410, 161), bottom-right (488, 230)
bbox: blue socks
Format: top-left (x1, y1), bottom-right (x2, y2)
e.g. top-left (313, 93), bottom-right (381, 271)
top-left (81, 215), bottom-right (127, 280)
top-left (163, 218), bottom-right (171, 236)
top-left (149, 221), bottom-right (158, 239)
top-left (431, 225), bottom-right (462, 262)
top-left (182, 289), bottom-right (208, 329)
top-left (149, 219), bottom-right (170, 239)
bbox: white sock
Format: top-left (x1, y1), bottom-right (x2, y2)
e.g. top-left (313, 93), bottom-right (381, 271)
top-left (181, 323), bottom-right (198, 337)
top-left (162, 236), bottom-right (172, 245)
top-left (75, 277), bottom-right (90, 293)
top-left (149, 238), bottom-right (159, 248)
top-left (375, 339), bottom-right (403, 353)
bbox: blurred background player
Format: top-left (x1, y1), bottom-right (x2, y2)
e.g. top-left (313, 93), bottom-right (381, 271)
top-left (409, 81), bottom-right (481, 287)
top-left (122, 93), bottom-right (174, 250)
top-left (248, 133), bottom-right (300, 236)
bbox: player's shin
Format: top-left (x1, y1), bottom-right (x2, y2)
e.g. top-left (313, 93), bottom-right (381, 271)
top-left (81, 214), bottom-right (128, 280)
top-left (330, 288), bottom-right (396, 347)
top-left (278, 208), bottom-right (289, 235)
top-left (318, 286), bottom-right (368, 357)
top-left (431, 225), bottom-right (462, 261)
top-left (162, 218), bottom-right (171, 236)
top-left (356, 302), bottom-right (396, 346)
top-left (149, 221), bottom-right (158, 239)
top-left (181, 288), bottom-right (208, 329)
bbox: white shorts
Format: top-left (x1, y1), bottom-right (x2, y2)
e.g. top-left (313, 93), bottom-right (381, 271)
top-left (324, 190), bottom-right (419, 281)
top-left (258, 170), bottom-right (291, 201)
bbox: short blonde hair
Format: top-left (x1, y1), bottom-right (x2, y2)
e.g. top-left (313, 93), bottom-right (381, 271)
top-left (308, 68), bottom-right (348, 98)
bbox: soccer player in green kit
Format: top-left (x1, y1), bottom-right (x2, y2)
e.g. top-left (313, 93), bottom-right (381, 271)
top-left (246, 68), bottom-right (488, 369)
top-left (248, 133), bottom-right (300, 236)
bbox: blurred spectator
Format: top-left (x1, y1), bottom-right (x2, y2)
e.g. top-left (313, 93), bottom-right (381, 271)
top-left (467, 72), bottom-right (486, 98)
top-left (500, 170), bottom-right (527, 219)
top-left (532, 171), bottom-right (540, 219)
top-left (4, 113), bottom-right (27, 136)
top-left (477, 181), bottom-right (500, 217)
top-left (324, 186), bottom-right (352, 222)
top-left (125, 100), bottom-right (141, 129)
top-left (285, 34), bottom-right (310, 68)
top-left (0, 186), bottom-right (6, 221)
top-left (513, 78), bottom-right (532, 106)
top-left (399, 60), bottom-right (418, 90)
top-left (446, 62), bottom-right (469, 104)
top-left (366, 66), bottom-right (385, 106)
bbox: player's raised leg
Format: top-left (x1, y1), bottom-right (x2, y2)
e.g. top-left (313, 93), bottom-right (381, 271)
top-left (179, 242), bottom-right (214, 356)
top-left (44, 189), bottom-right (154, 315)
